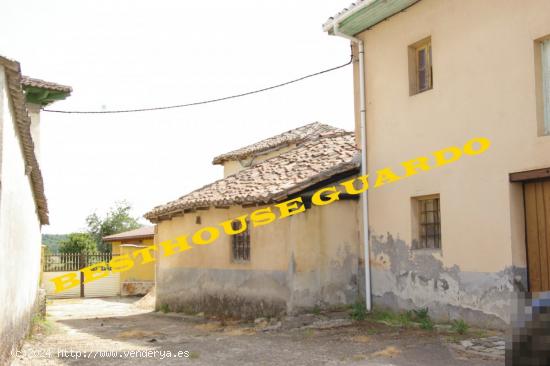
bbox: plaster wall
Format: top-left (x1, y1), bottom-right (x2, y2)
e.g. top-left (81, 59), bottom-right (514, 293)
top-left (112, 239), bottom-right (155, 282)
top-left (350, 0), bottom-right (550, 326)
top-left (26, 103), bottom-right (41, 163)
top-left (0, 66), bottom-right (42, 363)
top-left (155, 199), bottom-right (360, 318)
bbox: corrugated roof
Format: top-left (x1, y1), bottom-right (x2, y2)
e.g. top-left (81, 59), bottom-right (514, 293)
top-left (0, 55), bottom-right (49, 224)
top-left (212, 122), bottom-right (345, 165)
top-left (146, 128), bottom-right (359, 221)
top-left (103, 226), bottom-right (155, 242)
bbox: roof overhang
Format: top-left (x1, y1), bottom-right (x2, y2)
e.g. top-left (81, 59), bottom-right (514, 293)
top-left (21, 76), bottom-right (72, 106)
top-left (323, 0), bottom-right (421, 36)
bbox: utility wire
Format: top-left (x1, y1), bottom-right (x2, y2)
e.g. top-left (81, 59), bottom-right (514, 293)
top-left (43, 55), bottom-right (353, 114)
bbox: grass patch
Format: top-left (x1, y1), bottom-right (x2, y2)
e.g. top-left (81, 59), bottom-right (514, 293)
top-left (411, 308), bottom-right (434, 330)
top-left (367, 307), bottom-right (435, 330)
top-left (159, 303), bottom-right (170, 313)
top-left (419, 317), bottom-right (434, 330)
top-left (350, 301), bottom-right (367, 321)
top-left (311, 305), bottom-right (321, 315)
top-left (188, 351), bottom-right (200, 359)
top-left (28, 314), bottom-right (54, 338)
top-left (450, 319), bottom-right (469, 335)
top-left (368, 309), bottom-right (413, 327)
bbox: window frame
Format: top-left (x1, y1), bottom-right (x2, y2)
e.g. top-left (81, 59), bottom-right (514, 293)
top-left (411, 194), bottom-right (441, 250)
top-left (408, 37), bottom-right (433, 95)
top-left (230, 219), bottom-right (251, 263)
top-left (538, 37), bottom-right (550, 136)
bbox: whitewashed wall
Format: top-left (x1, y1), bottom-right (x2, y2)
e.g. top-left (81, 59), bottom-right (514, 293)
top-left (0, 65), bottom-right (43, 362)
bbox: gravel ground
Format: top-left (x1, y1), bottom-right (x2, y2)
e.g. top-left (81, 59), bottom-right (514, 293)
top-left (11, 298), bottom-right (504, 366)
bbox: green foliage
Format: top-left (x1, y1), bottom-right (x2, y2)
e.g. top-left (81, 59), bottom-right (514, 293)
top-left (450, 319), bottom-right (469, 335)
top-left (311, 305), bottom-right (321, 315)
top-left (369, 309), bottom-right (413, 327)
top-left (28, 314), bottom-right (54, 338)
top-left (411, 308), bottom-right (434, 330)
top-left (350, 300), bottom-right (367, 321)
top-left (86, 200), bottom-right (141, 252)
top-left (59, 233), bottom-right (97, 254)
top-left (159, 303), bottom-right (170, 313)
top-left (412, 307), bottom-right (430, 321)
top-left (419, 317), bottom-right (434, 330)
top-left (42, 234), bottom-right (69, 253)
top-left (368, 307), bottom-right (434, 330)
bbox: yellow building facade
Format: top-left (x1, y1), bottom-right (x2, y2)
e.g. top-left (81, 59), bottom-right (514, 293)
top-left (104, 226), bottom-right (155, 296)
top-left (324, 0), bottom-right (550, 327)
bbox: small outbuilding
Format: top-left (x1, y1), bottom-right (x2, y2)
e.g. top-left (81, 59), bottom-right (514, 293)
top-left (103, 226), bottom-right (155, 296)
top-left (145, 123), bottom-right (363, 318)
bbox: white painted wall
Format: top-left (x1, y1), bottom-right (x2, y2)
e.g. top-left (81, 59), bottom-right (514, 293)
top-left (0, 65), bottom-right (42, 361)
top-left (26, 103), bottom-right (41, 163)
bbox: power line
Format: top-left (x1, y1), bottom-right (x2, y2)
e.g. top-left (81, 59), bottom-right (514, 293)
top-left (43, 56), bottom-right (353, 114)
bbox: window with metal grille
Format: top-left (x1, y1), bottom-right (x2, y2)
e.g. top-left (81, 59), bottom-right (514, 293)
top-left (413, 196), bottom-right (441, 249)
top-left (231, 220), bottom-right (250, 262)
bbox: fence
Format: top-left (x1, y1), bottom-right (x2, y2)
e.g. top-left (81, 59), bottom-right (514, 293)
top-left (42, 252), bottom-right (121, 298)
top-left (42, 253), bottom-right (115, 272)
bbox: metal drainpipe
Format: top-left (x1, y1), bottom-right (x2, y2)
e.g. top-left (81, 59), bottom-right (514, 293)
top-left (332, 24), bottom-right (371, 312)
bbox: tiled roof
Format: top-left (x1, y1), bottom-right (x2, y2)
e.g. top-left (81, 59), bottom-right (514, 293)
top-left (103, 226), bottom-right (155, 242)
top-left (146, 129), bottom-right (359, 221)
top-left (212, 122), bottom-right (345, 165)
top-left (21, 76), bottom-right (72, 93)
top-left (0, 56), bottom-right (49, 224)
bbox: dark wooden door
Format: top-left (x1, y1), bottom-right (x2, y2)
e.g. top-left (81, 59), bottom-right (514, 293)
top-left (525, 180), bottom-right (550, 292)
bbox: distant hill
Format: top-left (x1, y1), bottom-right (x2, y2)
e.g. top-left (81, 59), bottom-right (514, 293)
top-left (42, 234), bottom-right (69, 253)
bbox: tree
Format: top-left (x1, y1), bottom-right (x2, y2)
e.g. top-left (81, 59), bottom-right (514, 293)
top-left (42, 233), bottom-right (69, 253)
top-left (86, 200), bottom-right (141, 252)
top-left (59, 233), bottom-right (97, 254)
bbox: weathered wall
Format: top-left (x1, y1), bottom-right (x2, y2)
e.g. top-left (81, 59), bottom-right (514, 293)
top-left (0, 66), bottom-right (42, 363)
top-left (350, 0), bottom-right (550, 326)
top-left (155, 199), bottom-right (360, 318)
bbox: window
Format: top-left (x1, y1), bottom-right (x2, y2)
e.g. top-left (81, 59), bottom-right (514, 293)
top-left (412, 195), bottom-right (441, 249)
top-left (409, 38), bottom-right (433, 95)
top-left (541, 39), bottom-right (550, 135)
top-left (231, 220), bottom-right (250, 262)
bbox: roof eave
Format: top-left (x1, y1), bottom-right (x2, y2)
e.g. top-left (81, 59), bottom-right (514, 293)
top-left (24, 86), bottom-right (71, 106)
top-left (103, 234), bottom-right (154, 242)
top-left (0, 56), bottom-right (49, 225)
top-left (323, 0), bottom-right (421, 36)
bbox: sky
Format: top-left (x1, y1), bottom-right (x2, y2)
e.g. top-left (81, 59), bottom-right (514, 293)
top-left (1, 0), bottom-right (355, 234)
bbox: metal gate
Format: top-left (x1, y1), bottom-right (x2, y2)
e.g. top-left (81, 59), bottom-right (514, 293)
top-left (42, 253), bottom-right (120, 298)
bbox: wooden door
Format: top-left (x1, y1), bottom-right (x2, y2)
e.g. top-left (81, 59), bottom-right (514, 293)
top-left (525, 180), bottom-right (550, 292)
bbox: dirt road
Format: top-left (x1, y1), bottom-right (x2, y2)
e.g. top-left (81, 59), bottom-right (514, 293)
top-left (11, 298), bottom-right (503, 365)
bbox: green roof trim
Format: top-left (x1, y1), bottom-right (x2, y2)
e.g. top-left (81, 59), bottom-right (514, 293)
top-left (23, 85), bottom-right (71, 106)
top-left (326, 0), bottom-right (420, 36)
